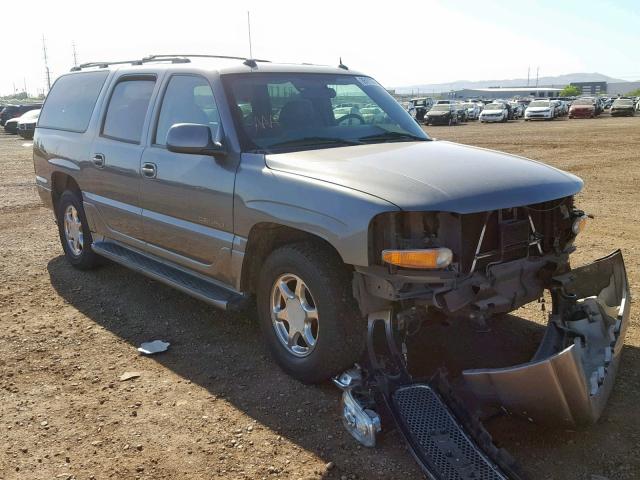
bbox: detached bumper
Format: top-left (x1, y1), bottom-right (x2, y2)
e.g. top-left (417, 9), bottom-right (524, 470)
top-left (463, 250), bottom-right (630, 426)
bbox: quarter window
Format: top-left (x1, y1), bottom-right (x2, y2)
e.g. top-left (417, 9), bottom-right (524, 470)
top-left (155, 75), bottom-right (220, 145)
top-left (38, 71), bottom-right (108, 132)
top-left (102, 78), bottom-right (155, 143)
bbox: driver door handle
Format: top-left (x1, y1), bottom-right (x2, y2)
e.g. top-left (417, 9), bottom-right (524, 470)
top-left (92, 153), bottom-right (105, 168)
top-left (141, 162), bottom-right (157, 179)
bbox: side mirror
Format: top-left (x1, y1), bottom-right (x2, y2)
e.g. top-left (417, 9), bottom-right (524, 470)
top-left (166, 123), bottom-right (226, 157)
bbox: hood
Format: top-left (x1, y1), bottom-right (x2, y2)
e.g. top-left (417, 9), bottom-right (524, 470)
top-left (481, 108), bottom-right (503, 114)
top-left (265, 141), bottom-right (583, 213)
top-left (427, 110), bottom-right (449, 115)
top-left (527, 106), bottom-right (550, 112)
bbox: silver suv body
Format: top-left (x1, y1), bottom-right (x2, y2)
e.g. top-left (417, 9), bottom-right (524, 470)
top-left (34, 57), bottom-right (629, 424)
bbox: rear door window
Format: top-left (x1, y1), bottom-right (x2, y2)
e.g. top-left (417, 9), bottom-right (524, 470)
top-left (38, 71), bottom-right (108, 132)
top-left (102, 77), bottom-right (156, 143)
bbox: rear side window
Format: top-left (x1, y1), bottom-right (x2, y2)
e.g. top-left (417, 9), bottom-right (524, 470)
top-left (102, 78), bottom-right (155, 143)
top-left (38, 71), bottom-right (108, 132)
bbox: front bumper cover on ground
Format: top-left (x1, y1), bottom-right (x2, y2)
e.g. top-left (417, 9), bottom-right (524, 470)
top-left (462, 250), bottom-right (630, 426)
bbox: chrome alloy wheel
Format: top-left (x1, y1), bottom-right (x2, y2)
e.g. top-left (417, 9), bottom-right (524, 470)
top-left (63, 204), bottom-right (84, 256)
top-left (270, 273), bottom-right (319, 357)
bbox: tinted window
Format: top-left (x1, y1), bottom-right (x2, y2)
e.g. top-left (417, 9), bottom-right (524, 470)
top-left (102, 78), bottom-right (155, 143)
top-left (38, 72), bottom-right (108, 132)
top-left (155, 75), bottom-right (219, 145)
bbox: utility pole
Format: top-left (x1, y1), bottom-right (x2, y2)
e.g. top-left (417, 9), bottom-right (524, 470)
top-left (72, 41), bottom-right (79, 67)
top-left (42, 35), bottom-right (52, 92)
top-left (23, 78), bottom-right (27, 95)
top-left (527, 66), bottom-right (530, 87)
top-left (535, 66), bottom-right (539, 88)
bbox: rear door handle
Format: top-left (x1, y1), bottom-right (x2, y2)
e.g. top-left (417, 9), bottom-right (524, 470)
top-left (141, 162), bottom-right (157, 179)
top-left (92, 153), bottom-right (105, 168)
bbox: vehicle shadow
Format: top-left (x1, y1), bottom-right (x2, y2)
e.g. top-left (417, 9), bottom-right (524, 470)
top-left (47, 255), bottom-right (640, 479)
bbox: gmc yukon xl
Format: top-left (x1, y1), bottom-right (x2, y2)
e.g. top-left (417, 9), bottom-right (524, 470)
top-left (34, 57), bottom-right (629, 465)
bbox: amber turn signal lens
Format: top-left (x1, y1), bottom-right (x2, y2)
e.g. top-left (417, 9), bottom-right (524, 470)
top-left (381, 248), bottom-right (453, 269)
top-left (572, 215), bottom-right (588, 235)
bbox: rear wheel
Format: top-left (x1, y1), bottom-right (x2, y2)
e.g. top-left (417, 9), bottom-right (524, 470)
top-left (256, 242), bottom-right (365, 383)
top-left (56, 190), bottom-right (101, 270)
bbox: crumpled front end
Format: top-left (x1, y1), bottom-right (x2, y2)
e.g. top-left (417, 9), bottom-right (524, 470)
top-left (463, 250), bottom-right (630, 426)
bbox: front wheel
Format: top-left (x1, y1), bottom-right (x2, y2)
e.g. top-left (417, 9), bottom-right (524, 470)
top-left (56, 190), bottom-right (102, 270)
top-left (256, 242), bottom-right (365, 383)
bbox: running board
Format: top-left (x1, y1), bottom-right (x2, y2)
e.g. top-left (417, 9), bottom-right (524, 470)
top-left (92, 241), bottom-right (247, 311)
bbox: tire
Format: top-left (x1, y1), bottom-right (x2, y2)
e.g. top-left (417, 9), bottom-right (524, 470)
top-left (256, 242), bottom-right (365, 384)
top-left (56, 190), bottom-right (102, 270)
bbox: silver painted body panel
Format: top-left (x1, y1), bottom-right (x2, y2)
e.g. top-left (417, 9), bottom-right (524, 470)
top-left (265, 140), bottom-right (583, 213)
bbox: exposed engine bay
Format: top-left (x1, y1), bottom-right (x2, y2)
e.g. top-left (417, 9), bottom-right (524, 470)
top-left (354, 196), bottom-right (588, 319)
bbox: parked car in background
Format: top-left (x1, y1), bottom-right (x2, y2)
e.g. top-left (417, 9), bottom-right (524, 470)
top-left (3, 116), bottom-right (21, 134)
top-left (408, 97), bottom-right (434, 123)
top-left (554, 100), bottom-right (569, 116)
top-left (17, 108), bottom-right (41, 139)
top-left (463, 102), bottom-right (481, 120)
top-left (569, 98), bottom-right (597, 118)
top-left (479, 102), bottom-right (508, 122)
top-left (424, 103), bottom-right (458, 125)
top-left (0, 104), bottom-right (42, 126)
top-left (360, 106), bottom-right (386, 124)
top-left (525, 100), bottom-right (555, 121)
top-left (509, 102), bottom-right (524, 119)
top-left (610, 98), bottom-right (636, 117)
top-left (454, 102), bottom-right (468, 122)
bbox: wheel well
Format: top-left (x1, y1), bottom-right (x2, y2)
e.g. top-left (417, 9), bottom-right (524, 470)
top-left (240, 223), bottom-right (347, 294)
top-left (51, 172), bottom-right (80, 208)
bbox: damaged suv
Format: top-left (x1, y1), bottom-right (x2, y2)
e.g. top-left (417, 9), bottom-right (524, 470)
top-left (34, 56), bottom-right (629, 475)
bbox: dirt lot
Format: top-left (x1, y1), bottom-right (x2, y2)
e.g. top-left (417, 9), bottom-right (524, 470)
top-left (1, 115), bottom-right (639, 480)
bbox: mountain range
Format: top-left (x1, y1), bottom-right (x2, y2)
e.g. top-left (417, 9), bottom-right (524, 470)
top-left (394, 73), bottom-right (630, 94)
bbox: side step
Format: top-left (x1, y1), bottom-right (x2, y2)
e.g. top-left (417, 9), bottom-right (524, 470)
top-left (391, 383), bottom-right (508, 480)
top-left (92, 241), bottom-right (247, 311)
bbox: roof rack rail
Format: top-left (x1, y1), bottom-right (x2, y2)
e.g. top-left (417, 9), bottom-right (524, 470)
top-left (70, 59), bottom-right (142, 72)
top-left (70, 54), bottom-right (270, 72)
top-left (142, 54), bottom-right (271, 67)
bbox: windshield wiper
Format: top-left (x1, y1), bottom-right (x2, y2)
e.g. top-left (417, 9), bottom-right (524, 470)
top-left (269, 136), bottom-right (364, 149)
top-left (358, 131), bottom-right (429, 143)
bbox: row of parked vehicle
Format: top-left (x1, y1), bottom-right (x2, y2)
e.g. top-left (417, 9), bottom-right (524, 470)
top-left (407, 95), bottom-right (638, 126)
top-left (0, 104), bottom-right (42, 139)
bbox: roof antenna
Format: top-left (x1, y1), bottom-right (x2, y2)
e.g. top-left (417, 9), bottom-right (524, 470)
top-left (243, 11), bottom-right (258, 68)
top-left (338, 57), bottom-right (348, 70)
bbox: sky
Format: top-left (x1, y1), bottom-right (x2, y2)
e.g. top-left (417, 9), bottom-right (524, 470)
top-left (1, 0), bottom-right (638, 96)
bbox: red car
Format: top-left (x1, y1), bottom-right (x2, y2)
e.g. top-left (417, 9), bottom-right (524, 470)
top-left (569, 98), bottom-right (596, 118)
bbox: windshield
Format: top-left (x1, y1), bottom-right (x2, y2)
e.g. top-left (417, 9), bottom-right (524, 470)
top-left (529, 101), bottom-right (549, 108)
top-left (485, 103), bottom-right (503, 110)
top-left (613, 99), bottom-right (633, 106)
top-left (223, 73), bottom-right (428, 152)
top-left (430, 105), bottom-right (450, 112)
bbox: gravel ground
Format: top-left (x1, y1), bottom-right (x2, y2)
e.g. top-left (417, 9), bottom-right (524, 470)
top-left (1, 114), bottom-right (639, 480)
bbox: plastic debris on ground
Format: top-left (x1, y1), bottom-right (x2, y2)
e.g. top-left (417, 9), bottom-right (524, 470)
top-left (137, 340), bottom-right (170, 355)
